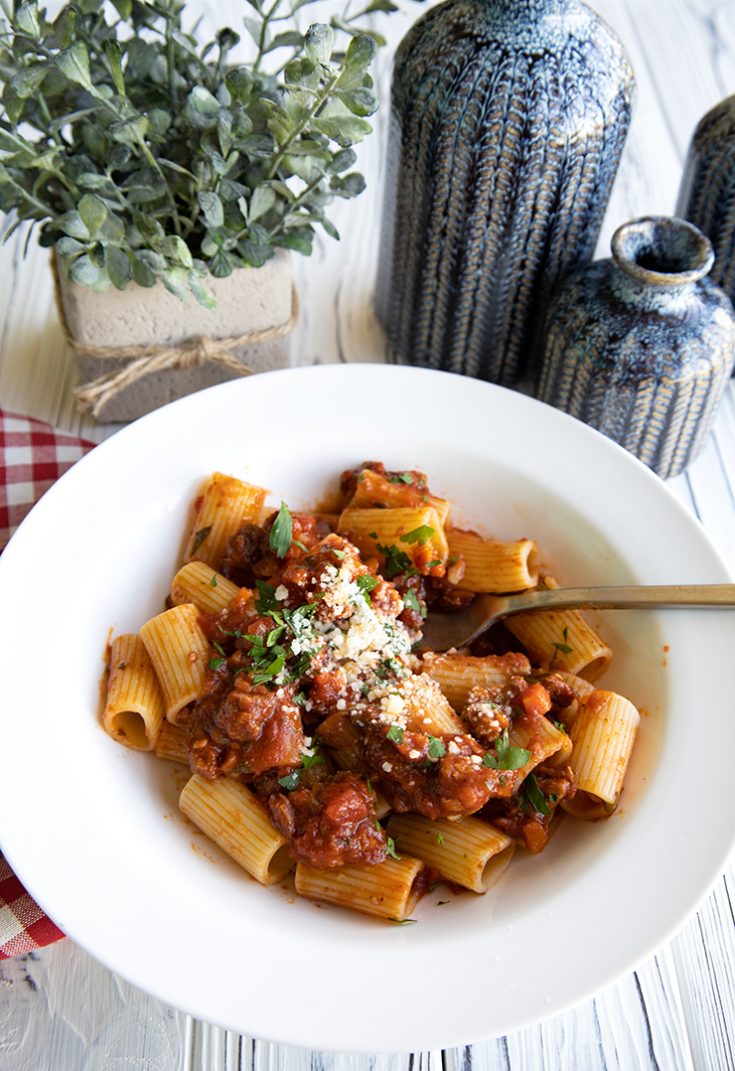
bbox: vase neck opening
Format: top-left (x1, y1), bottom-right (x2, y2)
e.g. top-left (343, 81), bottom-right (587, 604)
top-left (611, 216), bottom-right (714, 290)
top-left (480, 0), bottom-right (569, 16)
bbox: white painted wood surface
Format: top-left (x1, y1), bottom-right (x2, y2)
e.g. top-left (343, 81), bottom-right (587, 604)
top-left (1, 0), bottom-right (735, 1067)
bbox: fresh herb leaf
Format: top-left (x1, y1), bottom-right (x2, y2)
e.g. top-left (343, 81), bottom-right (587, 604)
top-left (376, 542), bottom-right (416, 579)
top-left (209, 574), bottom-right (218, 588)
top-left (522, 773), bottom-right (551, 816)
top-left (388, 472), bottom-right (413, 484)
top-left (191, 526), bottom-right (211, 555)
top-left (425, 558), bottom-right (442, 569)
top-left (427, 735), bottom-right (446, 760)
top-left (209, 656), bottom-right (226, 671)
top-left (302, 747), bottom-right (325, 769)
top-left (399, 524), bottom-right (435, 547)
top-left (388, 917), bottom-right (416, 924)
top-left (356, 573), bottom-right (378, 604)
top-left (269, 502), bottom-right (293, 558)
top-left (386, 724), bottom-right (404, 743)
top-left (278, 771), bottom-right (300, 791)
top-left (385, 836), bottom-right (401, 860)
top-left (482, 729), bottom-right (530, 770)
top-left (436, 832), bottom-right (444, 846)
top-left (255, 580), bottom-right (278, 612)
top-left (293, 539), bottom-right (310, 553)
top-left (402, 588), bottom-right (426, 619)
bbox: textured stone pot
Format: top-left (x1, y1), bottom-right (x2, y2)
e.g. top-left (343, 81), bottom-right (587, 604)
top-left (57, 250), bottom-right (293, 422)
top-left (376, 0), bottom-right (635, 387)
top-left (677, 93), bottom-right (735, 344)
top-left (536, 217), bottom-right (735, 479)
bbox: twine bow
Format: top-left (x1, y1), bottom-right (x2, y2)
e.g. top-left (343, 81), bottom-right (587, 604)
top-left (51, 254), bottom-right (298, 420)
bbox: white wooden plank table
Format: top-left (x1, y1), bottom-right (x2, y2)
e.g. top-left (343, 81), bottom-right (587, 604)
top-left (2, 0), bottom-right (735, 1067)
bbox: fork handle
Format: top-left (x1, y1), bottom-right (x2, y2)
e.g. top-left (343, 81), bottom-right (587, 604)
top-left (506, 583), bottom-right (735, 615)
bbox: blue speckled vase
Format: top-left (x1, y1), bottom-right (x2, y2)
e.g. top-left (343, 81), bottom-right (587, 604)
top-left (537, 217), bottom-right (735, 479)
top-left (376, 0), bottom-right (635, 387)
top-left (677, 95), bottom-right (735, 342)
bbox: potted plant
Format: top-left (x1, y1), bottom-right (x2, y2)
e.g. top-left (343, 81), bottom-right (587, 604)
top-left (0, 0), bottom-right (386, 420)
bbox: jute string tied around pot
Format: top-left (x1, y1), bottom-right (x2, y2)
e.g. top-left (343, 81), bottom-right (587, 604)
top-left (52, 256), bottom-right (299, 420)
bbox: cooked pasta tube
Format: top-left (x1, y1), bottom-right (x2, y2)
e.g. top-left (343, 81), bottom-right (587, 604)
top-left (562, 690), bottom-right (640, 819)
top-left (170, 561), bottom-right (240, 614)
top-left (184, 472), bottom-right (267, 567)
top-left (347, 468), bottom-right (451, 526)
top-left (400, 673), bottom-right (465, 735)
top-left (509, 716), bottom-right (569, 771)
top-left (445, 528), bottom-right (538, 593)
top-left (505, 577), bottom-right (612, 680)
top-left (140, 603), bottom-right (211, 724)
top-left (103, 633), bottom-right (165, 751)
top-left (338, 506), bottom-right (448, 573)
top-left (180, 775), bottom-right (293, 885)
top-left (154, 721), bottom-right (190, 765)
top-left (295, 855), bottom-right (425, 920)
top-left (421, 651), bottom-right (532, 711)
top-left (387, 814), bottom-right (514, 893)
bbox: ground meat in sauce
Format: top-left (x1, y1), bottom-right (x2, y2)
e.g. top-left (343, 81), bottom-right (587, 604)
top-left (220, 513), bottom-right (326, 587)
top-left (363, 729), bottom-right (518, 819)
top-left (266, 771), bottom-right (386, 868)
top-left (461, 686), bottom-right (510, 747)
top-left (485, 763), bottom-right (576, 853)
top-left (188, 676), bottom-right (304, 779)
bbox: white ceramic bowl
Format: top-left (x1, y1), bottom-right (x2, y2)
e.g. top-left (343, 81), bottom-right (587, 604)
top-left (1, 365), bottom-right (733, 1052)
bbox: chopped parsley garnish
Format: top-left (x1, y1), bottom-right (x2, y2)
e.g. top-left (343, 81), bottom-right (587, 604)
top-left (552, 625), bottom-right (573, 656)
top-left (269, 502), bottom-right (293, 558)
top-left (255, 580), bottom-right (278, 612)
top-left (209, 574), bottom-right (218, 588)
top-left (388, 472), bottom-right (414, 484)
top-left (209, 656), bottom-right (226, 671)
top-left (425, 558), bottom-right (442, 569)
top-left (302, 747), bottom-right (325, 769)
top-left (251, 650), bottom-right (286, 685)
top-left (436, 832), bottom-right (444, 846)
top-left (191, 526), bottom-right (211, 555)
top-left (552, 719), bottom-right (567, 733)
top-left (356, 573), bottom-right (379, 604)
top-left (482, 729), bottom-right (530, 771)
top-left (376, 542), bottom-right (416, 579)
top-left (386, 724), bottom-right (404, 743)
top-left (427, 735), bottom-right (446, 760)
top-left (402, 588), bottom-right (427, 619)
top-left (277, 771), bottom-right (300, 791)
top-left (399, 524), bottom-right (435, 547)
top-left (386, 836), bottom-right (401, 860)
top-left (522, 773), bottom-right (552, 816)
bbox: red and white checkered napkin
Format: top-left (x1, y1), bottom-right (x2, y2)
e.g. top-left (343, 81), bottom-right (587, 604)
top-left (0, 406), bottom-right (95, 958)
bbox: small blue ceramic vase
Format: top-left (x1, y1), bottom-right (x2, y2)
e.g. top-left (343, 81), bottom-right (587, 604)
top-left (376, 0), bottom-right (634, 387)
top-left (677, 95), bottom-right (735, 324)
top-left (536, 217), bottom-right (735, 479)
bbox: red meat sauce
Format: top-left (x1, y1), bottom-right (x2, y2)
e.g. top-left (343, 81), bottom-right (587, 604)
top-left (177, 494), bottom-right (576, 870)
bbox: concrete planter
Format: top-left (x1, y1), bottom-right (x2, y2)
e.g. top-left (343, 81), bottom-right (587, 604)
top-left (56, 250), bottom-right (294, 422)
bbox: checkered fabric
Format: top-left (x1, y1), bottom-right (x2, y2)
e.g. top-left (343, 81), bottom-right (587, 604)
top-left (0, 406), bottom-right (94, 958)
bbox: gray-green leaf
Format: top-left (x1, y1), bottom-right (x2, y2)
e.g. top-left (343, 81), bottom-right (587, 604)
top-left (78, 194), bottom-right (107, 236)
top-left (198, 190), bottom-right (224, 229)
top-left (14, 3), bottom-right (42, 38)
top-left (105, 245), bottom-right (132, 289)
top-left (304, 25), bottom-right (335, 64)
top-left (56, 43), bottom-right (93, 91)
top-left (249, 186), bottom-right (276, 222)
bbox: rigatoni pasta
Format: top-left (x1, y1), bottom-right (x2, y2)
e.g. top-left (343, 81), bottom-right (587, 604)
top-left (102, 460), bottom-right (640, 923)
top-left (103, 633), bottom-right (164, 750)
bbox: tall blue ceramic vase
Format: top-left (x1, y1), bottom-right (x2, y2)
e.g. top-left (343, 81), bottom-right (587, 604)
top-left (677, 95), bottom-right (735, 324)
top-left (376, 0), bottom-right (635, 387)
top-left (537, 217), bottom-right (735, 479)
